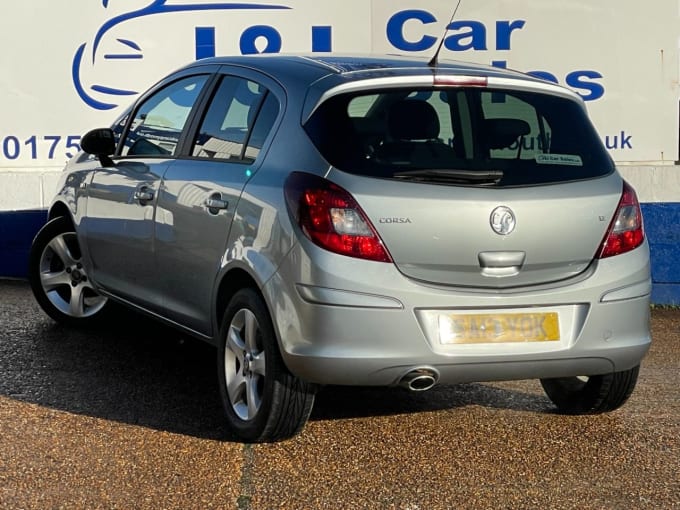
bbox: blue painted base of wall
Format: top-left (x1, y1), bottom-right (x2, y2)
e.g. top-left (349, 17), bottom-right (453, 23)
top-left (1, 205), bottom-right (679, 304)
top-left (641, 203), bottom-right (680, 305)
top-left (0, 210), bottom-right (47, 278)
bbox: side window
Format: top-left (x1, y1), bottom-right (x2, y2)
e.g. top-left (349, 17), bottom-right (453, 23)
top-left (192, 76), bottom-right (274, 161)
top-left (121, 75), bottom-right (208, 157)
top-left (244, 92), bottom-right (279, 160)
top-left (481, 92), bottom-right (552, 159)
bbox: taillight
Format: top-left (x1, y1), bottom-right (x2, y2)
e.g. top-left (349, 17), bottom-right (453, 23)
top-left (284, 172), bottom-right (392, 262)
top-left (596, 181), bottom-right (644, 259)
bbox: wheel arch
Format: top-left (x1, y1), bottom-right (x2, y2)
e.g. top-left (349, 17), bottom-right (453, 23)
top-left (214, 267), bottom-right (268, 343)
top-left (47, 201), bottom-right (74, 225)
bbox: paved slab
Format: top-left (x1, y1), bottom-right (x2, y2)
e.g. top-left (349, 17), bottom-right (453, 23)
top-left (0, 280), bottom-right (678, 509)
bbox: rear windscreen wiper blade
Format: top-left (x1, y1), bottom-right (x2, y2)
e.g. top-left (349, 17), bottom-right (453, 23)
top-left (393, 169), bottom-right (503, 184)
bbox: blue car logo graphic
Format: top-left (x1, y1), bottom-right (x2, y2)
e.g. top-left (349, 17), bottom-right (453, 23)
top-left (73, 0), bottom-right (290, 110)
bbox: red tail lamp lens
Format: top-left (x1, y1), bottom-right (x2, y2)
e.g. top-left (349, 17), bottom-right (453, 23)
top-left (285, 172), bottom-right (392, 262)
top-left (597, 181), bottom-right (644, 259)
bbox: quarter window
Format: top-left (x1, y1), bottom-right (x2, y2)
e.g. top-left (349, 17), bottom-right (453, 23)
top-left (121, 75), bottom-right (208, 157)
top-left (192, 76), bottom-right (277, 161)
top-left (245, 92), bottom-right (279, 159)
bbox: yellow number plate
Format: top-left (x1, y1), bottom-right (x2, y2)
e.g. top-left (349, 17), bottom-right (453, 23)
top-left (439, 312), bottom-right (560, 344)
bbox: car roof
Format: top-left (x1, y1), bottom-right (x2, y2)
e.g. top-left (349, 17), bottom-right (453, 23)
top-left (179, 54), bottom-right (580, 123)
top-left (184, 53), bottom-right (543, 88)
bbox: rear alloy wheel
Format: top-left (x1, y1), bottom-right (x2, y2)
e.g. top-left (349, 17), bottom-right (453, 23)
top-left (540, 365), bottom-right (640, 414)
top-left (217, 288), bottom-right (316, 442)
top-left (29, 216), bottom-right (108, 325)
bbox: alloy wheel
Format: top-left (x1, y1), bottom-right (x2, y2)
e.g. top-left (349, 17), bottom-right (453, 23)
top-left (224, 308), bottom-right (266, 421)
top-left (38, 231), bottom-right (107, 318)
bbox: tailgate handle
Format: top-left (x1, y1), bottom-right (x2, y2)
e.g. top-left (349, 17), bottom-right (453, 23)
top-left (478, 251), bottom-right (525, 278)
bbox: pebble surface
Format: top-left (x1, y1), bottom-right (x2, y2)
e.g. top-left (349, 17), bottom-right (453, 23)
top-left (0, 280), bottom-right (678, 509)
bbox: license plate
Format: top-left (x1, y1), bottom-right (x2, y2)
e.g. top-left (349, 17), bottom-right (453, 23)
top-left (439, 312), bottom-right (560, 344)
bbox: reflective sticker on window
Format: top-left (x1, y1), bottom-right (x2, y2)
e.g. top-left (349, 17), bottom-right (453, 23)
top-left (536, 154), bottom-right (583, 166)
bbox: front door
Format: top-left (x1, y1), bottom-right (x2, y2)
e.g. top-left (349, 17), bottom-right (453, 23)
top-left (83, 74), bottom-right (210, 311)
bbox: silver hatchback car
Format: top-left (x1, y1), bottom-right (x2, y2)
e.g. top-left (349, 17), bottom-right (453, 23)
top-left (29, 55), bottom-right (651, 442)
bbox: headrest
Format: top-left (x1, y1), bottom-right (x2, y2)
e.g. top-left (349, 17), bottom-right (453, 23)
top-left (388, 100), bottom-right (440, 141)
top-left (484, 119), bottom-right (531, 149)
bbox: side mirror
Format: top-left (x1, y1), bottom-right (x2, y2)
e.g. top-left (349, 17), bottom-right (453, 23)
top-left (81, 128), bottom-right (116, 167)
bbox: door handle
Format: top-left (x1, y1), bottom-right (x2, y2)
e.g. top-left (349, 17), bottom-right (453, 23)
top-left (205, 193), bottom-right (228, 214)
top-left (133, 187), bottom-right (154, 204)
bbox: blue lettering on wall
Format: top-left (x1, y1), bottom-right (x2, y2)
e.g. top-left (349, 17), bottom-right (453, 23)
top-left (239, 25), bottom-right (282, 54)
top-left (195, 27), bottom-right (216, 59)
top-left (386, 10), bottom-right (438, 52)
top-left (194, 24), bottom-right (332, 58)
top-left (495, 20), bottom-right (526, 50)
top-left (444, 21), bottom-right (487, 51)
top-left (387, 9), bottom-right (605, 102)
top-left (526, 71), bottom-right (559, 83)
top-left (493, 60), bottom-right (605, 102)
top-left (312, 26), bottom-right (332, 52)
top-left (565, 71), bottom-right (605, 101)
top-left (0, 134), bottom-right (82, 161)
top-left (387, 11), bottom-right (526, 52)
top-left (74, 4), bottom-right (607, 110)
top-left (605, 131), bottom-right (633, 150)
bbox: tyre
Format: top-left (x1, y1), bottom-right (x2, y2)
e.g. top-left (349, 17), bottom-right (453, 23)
top-left (28, 216), bottom-right (108, 326)
top-left (540, 365), bottom-right (640, 414)
top-left (217, 288), bottom-right (316, 442)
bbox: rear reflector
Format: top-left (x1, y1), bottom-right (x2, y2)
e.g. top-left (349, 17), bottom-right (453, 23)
top-left (434, 75), bottom-right (488, 87)
top-left (284, 172), bottom-right (392, 262)
top-left (596, 181), bottom-right (644, 259)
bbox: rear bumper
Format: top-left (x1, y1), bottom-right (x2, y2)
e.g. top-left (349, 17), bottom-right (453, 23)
top-left (263, 240), bottom-right (651, 386)
top-left (275, 295), bottom-right (650, 386)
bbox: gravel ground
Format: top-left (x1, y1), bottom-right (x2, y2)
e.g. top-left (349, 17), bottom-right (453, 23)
top-left (0, 280), bottom-right (678, 509)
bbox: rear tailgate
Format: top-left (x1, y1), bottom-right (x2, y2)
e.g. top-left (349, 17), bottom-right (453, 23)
top-left (304, 68), bottom-right (621, 289)
top-left (331, 171), bottom-right (622, 289)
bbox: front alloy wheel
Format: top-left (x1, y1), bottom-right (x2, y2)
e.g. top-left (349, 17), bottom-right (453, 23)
top-left (29, 216), bottom-right (108, 325)
top-left (217, 289), bottom-right (315, 442)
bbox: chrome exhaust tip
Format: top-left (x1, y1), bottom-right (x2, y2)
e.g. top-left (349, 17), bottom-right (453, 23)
top-left (399, 368), bottom-right (438, 392)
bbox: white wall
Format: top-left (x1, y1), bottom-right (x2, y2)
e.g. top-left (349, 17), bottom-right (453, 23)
top-left (1, 0), bottom-right (679, 211)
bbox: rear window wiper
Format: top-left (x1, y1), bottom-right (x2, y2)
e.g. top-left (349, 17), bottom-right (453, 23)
top-left (393, 169), bottom-right (503, 185)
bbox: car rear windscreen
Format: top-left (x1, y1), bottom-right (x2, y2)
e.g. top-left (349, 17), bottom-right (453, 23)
top-left (304, 87), bottom-right (614, 186)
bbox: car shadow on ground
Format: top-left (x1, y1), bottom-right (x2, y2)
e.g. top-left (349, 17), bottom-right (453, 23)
top-left (311, 382), bottom-right (550, 422)
top-left (1, 285), bottom-right (552, 441)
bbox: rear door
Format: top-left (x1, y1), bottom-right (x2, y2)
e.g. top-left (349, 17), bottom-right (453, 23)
top-left (83, 72), bottom-right (211, 309)
top-left (154, 68), bottom-right (282, 335)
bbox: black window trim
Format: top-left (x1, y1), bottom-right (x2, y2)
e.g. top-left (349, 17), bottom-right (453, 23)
top-left (181, 74), bottom-right (273, 165)
top-left (114, 70), bottom-right (219, 159)
top-left (179, 64), bottom-right (286, 166)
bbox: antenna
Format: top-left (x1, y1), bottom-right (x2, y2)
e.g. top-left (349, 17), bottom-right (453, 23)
top-left (428, 0), bottom-right (463, 67)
